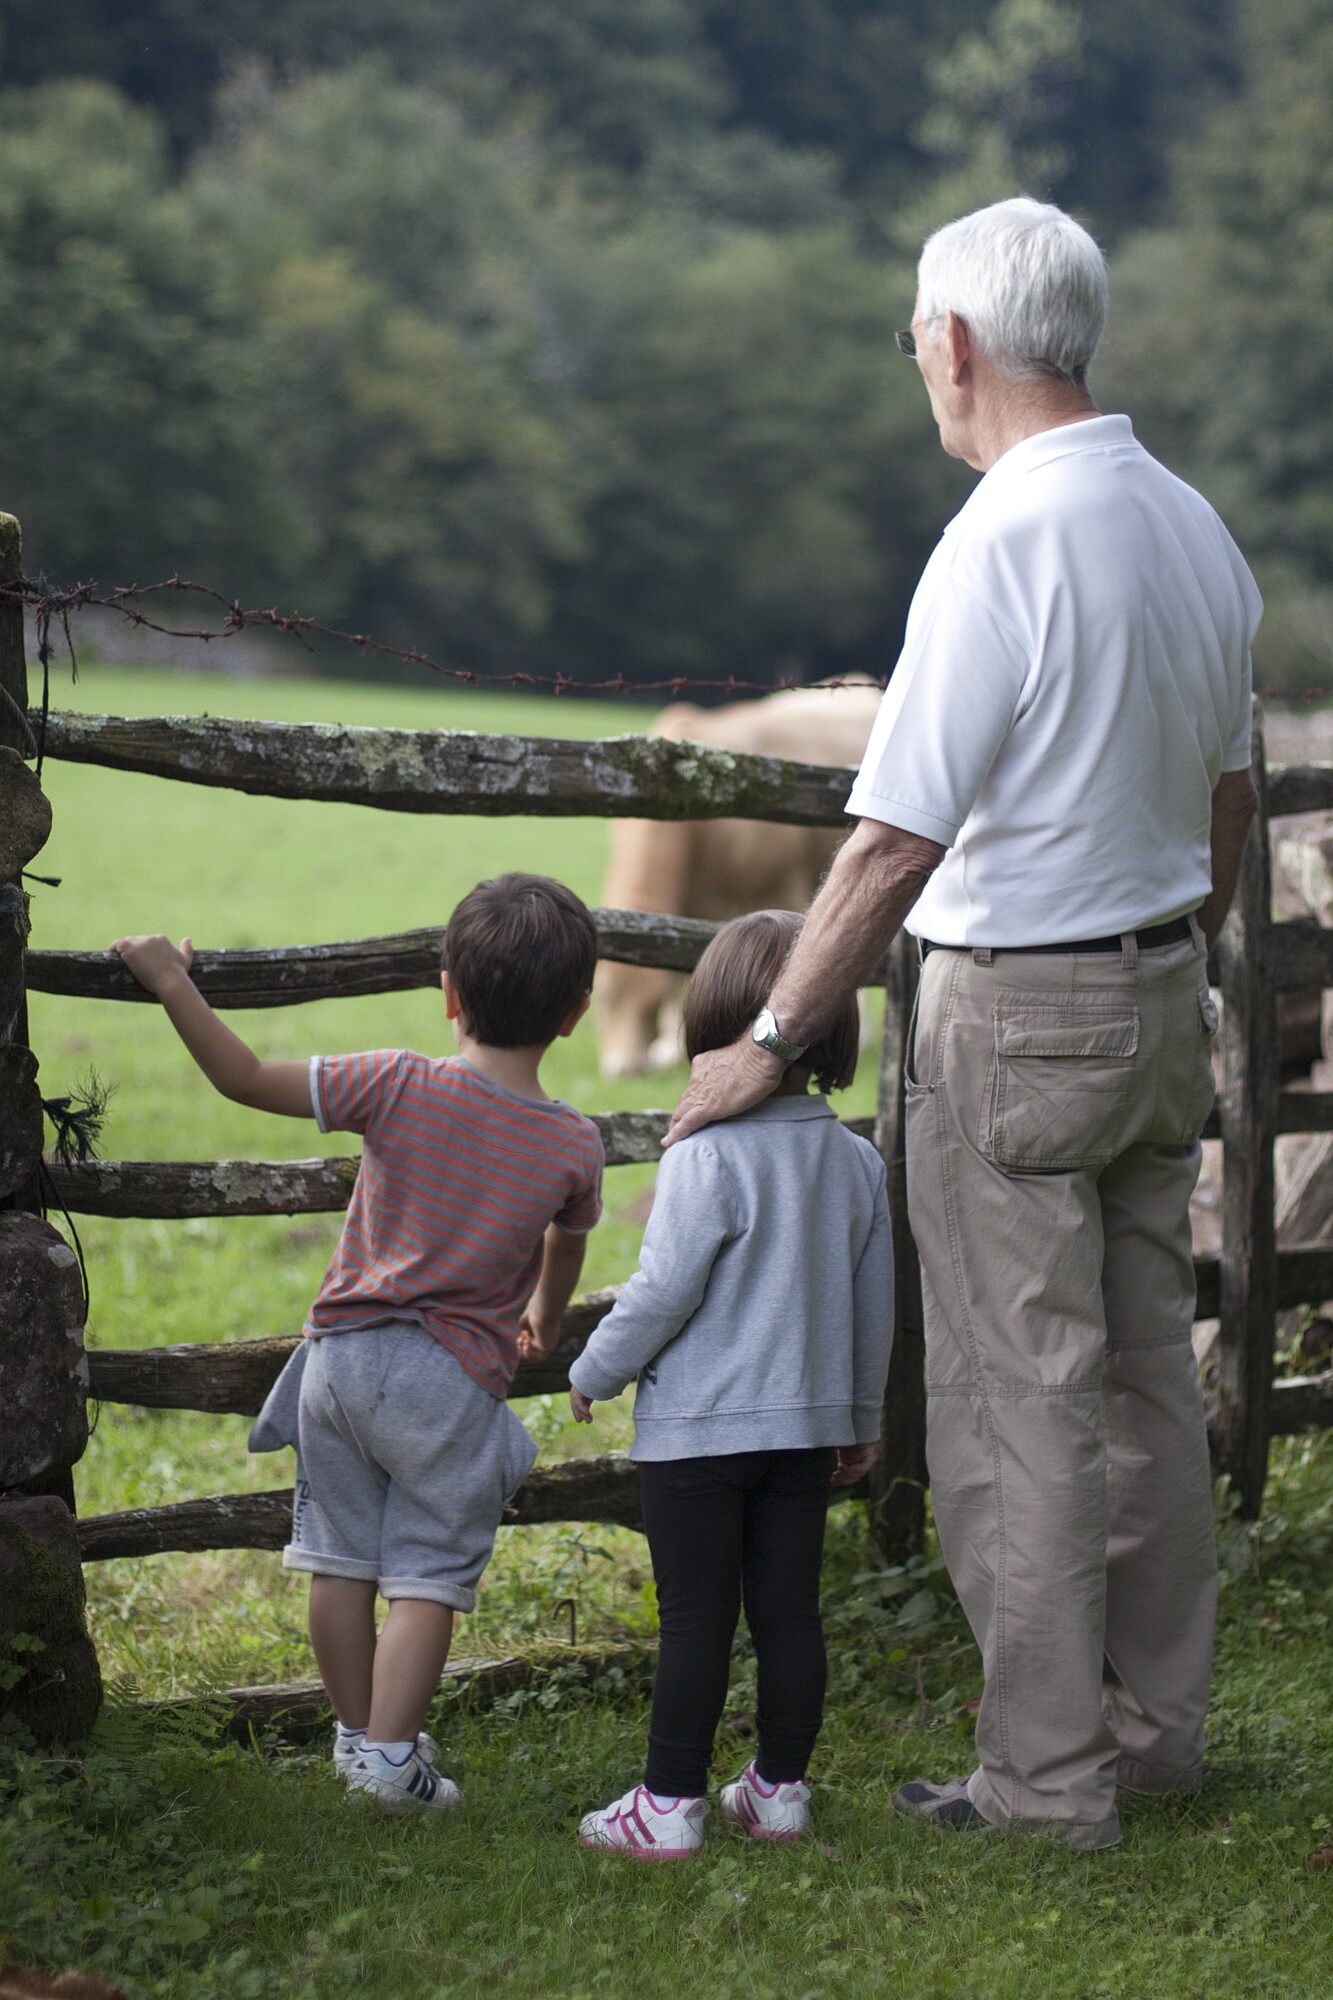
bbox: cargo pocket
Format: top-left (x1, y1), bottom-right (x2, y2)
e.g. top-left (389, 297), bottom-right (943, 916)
top-left (983, 999), bottom-right (1140, 1173)
top-left (1180, 983), bottom-right (1220, 1143)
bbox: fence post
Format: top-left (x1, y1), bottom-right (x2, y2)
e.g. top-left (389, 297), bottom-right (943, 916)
top-left (867, 932), bottom-right (927, 1561)
top-left (1213, 721), bottom-right (1278, 1517)
top-left (0, 511), bottom-right (44, 1215)
top-left (0, 517), bottom-right (100, 1741)
top-left (0, 515), bottom-right (86, 1513)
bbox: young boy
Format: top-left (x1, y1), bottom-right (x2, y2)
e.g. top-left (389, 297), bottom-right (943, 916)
top-left (111, 872), bottom-right (604, 1814)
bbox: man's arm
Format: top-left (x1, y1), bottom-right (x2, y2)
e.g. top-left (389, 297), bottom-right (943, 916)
top-left (109, 934), bottom-right (314, 1117)
top-left (1198, 769), bottom-right (1260, 950)
top-left (665, 818), bottom-right (945, 1144)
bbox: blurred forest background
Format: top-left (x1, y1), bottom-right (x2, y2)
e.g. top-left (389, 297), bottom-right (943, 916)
top-left (0, 0), bottom-right (1328, 693)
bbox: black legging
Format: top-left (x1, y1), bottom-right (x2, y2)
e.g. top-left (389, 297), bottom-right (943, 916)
top-left (640, 1447), bottom-right (837, 1799)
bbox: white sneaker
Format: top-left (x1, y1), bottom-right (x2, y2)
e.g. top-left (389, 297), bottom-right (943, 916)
top-left (719, 1763), bottom-right (811, 1842)
top-left (333, 1727), bottom-right (440, 1781)
top-left (345, 1745), bottom-right (462, 1815)
top-left (579, 1785), bottom-right (707, 1860)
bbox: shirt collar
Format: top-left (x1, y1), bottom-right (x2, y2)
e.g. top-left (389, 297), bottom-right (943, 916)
top-left (985, 412), bottom-right (1138, 480)
top-left (942, 415), bottom-right (1138, 539)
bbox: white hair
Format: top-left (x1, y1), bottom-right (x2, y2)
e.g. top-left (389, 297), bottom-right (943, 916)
top-left (917, 197), bottom-right (1107, 385)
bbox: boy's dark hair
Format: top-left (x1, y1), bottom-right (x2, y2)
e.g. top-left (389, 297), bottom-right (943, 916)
top-left (444, 873), bottom-right (598, 1048)
top-left (682, 909), bottom-right (859, 1093)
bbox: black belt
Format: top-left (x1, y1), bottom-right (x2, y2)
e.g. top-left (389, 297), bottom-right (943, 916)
top-left (920, 916), bottom-right (1194, 961)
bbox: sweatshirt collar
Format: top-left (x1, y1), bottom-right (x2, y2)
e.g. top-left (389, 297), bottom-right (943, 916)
top-left (732, 1093), bottom-right (839, 1123)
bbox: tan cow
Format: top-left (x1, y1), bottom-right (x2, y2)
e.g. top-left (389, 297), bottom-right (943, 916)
top-left (596, 680), bottom-right (883, 1076)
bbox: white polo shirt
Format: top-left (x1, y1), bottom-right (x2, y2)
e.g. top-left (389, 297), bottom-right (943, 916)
top-left (846, 415), bottom-right (1261, 946)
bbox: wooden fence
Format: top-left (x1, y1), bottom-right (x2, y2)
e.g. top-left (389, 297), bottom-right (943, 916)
top-left (3, 522), bottom-right (1333, 1640)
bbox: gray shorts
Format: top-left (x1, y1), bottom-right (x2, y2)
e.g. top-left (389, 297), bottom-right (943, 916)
top-left (256, 1325), bottom-right (537, 1610)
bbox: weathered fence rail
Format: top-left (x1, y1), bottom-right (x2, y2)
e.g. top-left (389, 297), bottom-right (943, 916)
top-left (27, 909), bottom-right (724, 1006)
top-left (1268, 767), bottom-right (1333, 816)
top-left (3, 561), bottom-right (1331, 1667)
top-left (84, 1289), bottom-right (622, 1413)
top-left (34, 709), bottom-right (854, 825)
top-left (27, 910), bottom-right (1333, 1008)
top-left (77, 1453), bottom-right (646, 1562)
top-left (47, 1117), bottom-right (879, 1218)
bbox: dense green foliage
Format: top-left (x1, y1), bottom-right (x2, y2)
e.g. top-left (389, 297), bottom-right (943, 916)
top-left (1099, 0), bottom-right (1333, 688)
top-left (0, 0), bottom-right (1328, 688)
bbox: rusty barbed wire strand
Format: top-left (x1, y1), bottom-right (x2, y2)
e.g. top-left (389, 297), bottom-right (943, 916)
top-left (2, 570), bottom-right (1330, 704)
top-left (0, 573), bottom-right (883, 701)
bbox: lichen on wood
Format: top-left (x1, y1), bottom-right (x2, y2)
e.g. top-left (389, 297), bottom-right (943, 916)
top-left (35, 709), bottom-right (855, 826)
top-left (28, 907), bottom-right (725, 1009)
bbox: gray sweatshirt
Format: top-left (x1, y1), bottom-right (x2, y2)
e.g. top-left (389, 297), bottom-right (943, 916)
top-left (570, 1094), bottom-right (893, 1460)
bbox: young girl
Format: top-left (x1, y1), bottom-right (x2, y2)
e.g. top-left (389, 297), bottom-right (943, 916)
top-left (570, 910), bottom-right (893, 1858)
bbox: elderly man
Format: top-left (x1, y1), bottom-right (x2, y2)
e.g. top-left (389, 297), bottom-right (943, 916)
top-left (666, 197), bottom-right (1261, 1851)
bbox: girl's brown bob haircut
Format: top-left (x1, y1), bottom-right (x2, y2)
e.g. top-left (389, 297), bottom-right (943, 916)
top-left (682, 909), bottom-right (859, 1093)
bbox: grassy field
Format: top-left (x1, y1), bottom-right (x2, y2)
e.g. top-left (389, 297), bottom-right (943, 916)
top-left (6, 664), bottom-right (1333, 1997)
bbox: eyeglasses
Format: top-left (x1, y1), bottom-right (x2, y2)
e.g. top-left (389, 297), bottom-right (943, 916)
top-left (894, 313), bottom-right (949, 358)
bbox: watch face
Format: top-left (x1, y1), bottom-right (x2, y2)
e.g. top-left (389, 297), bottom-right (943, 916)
top-left (753, 1007), bottom-right (777, 1043)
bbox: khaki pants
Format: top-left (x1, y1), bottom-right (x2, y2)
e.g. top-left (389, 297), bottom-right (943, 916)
top-left (906, 927), bottom-right (1219, 1851)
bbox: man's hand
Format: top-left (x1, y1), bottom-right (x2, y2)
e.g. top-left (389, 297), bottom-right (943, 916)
top-left (831, 1440), bottom-right (879, 1488)
top-left (570, 1387), bottom-right (594, 1424)
top-left (664, 817), bottom-right (944, 1148)
top-left (664, 1037), bottom-right (785, 1147)
top-left (110, 933), bottom-right (194, 997)
top-left (517, 1307), bottom-right (563, 1362)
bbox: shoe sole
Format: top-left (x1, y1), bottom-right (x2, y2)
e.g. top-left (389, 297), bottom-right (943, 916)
top-left (891, 1795), bottom-right (991, 1831)
top-left (579, 1833), bottom-right (699, 1860)
top-left (347, 1783), bottom-right (462, 1816)
top-left (719, 1794), bottom-right (809, 1842)
top-left (719, 1809), bottom-right (807, 1843)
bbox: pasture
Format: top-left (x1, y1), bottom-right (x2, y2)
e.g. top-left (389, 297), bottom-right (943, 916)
top-left (5, 665), bottom-right (1333, 1999)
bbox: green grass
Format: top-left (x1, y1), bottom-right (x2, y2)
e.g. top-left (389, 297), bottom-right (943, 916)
top-left (5, 1439), bottom-right (1333, 1999)
top-left (8, 664), bottom-right (1333, 1997)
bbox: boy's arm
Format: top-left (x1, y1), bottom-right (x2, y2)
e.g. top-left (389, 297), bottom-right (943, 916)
top-left (519, 1223), bottom-right (587, 1362)
top-left (109, 935), bottom-right (314, 1119)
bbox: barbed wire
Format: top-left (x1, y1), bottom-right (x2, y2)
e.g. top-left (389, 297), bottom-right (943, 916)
top-left (0, 573), bottom-right (883, 701)
top-left (3, 570), bottom-right (1331, 705)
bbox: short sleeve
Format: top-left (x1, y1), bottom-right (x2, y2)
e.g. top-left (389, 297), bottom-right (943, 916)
top-left (1221, 658), bottom-right (1255, 774)
top-left (554, 1125), bottom-right (604, 1234)
top-left (845, 567), bottom-right (1028, 843)
top-left (311, 1050), bottom-right (408, 1135)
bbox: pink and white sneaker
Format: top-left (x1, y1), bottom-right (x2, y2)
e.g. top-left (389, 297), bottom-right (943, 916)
top-left (719, 1763), bottom-right (811, 1842)
top-left (579, 1785), bottom-right (707, 1860)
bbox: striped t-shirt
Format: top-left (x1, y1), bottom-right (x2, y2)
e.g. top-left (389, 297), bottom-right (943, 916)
top-left (305, 1051), bottom-right (603, 1398)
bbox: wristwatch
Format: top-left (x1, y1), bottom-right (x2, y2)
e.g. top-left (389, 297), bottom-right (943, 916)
top-left (751, 1006), bottom-right (808, 1064)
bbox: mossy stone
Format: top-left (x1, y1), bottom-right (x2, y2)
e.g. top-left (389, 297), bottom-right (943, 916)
top-left (0, 1497), bottom-right (101, 1745)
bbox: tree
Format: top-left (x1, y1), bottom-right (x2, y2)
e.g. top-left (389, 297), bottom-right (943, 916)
top-left (1098, 0), bottom-right (1333, 685)
top-left (0, 81), bottom-right (289, 590)
top-left (539, 223), bottom-right (962, 683)
top-left (186, 69), bottom-right (595, 659)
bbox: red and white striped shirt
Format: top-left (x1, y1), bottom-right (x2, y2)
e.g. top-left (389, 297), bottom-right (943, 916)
top-left (305, 1051), bottom-right (603, 1398)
